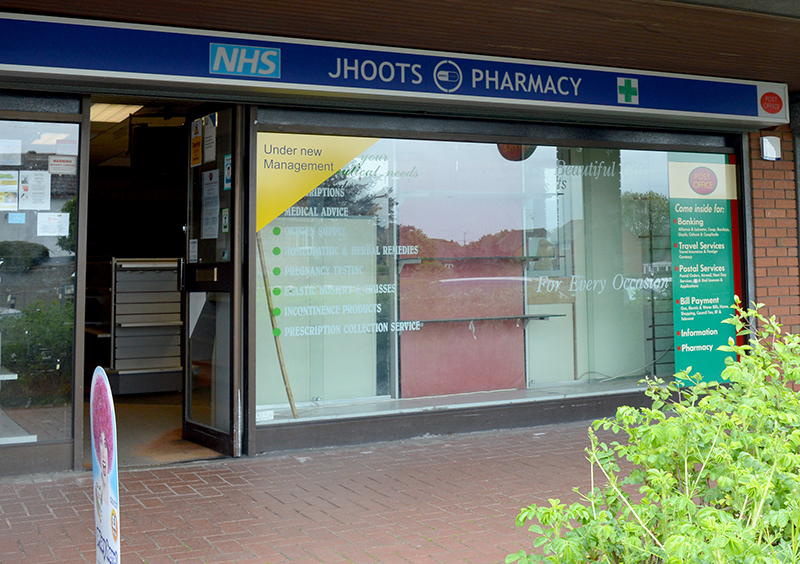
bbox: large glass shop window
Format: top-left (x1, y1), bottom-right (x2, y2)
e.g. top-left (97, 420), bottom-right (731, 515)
top-left (0, 120), bottom-right (79, 444)
top-left (255, 134), bottom-right (738, 422)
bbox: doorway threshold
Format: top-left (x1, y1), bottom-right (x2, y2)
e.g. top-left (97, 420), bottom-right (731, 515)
top-left (83, 393), bottom-right (224, 469)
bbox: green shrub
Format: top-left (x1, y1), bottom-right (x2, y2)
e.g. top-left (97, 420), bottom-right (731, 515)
top-left (56, 196), bottom-right (77, 254)
top-left (0, 300), bottom-right (74, 406)
top-left (0, 240), bottom-right (50, 271)
top-left (509, 298), bottom-right (800, 564)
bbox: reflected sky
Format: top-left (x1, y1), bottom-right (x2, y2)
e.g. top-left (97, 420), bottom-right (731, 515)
top-left (332, 138), bottom-right (676, 247)
top-left (359, 139), bottom-right (672, 245)
top-left (0, 121), bottom-right (79, 155)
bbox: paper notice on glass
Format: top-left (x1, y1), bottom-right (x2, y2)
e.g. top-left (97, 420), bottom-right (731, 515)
top-left (202, 207), bottom-right (219, 239)
top-left (37, 212), bottom-right (69, 236)
top-left (56, 138), bottom-right (79, 156)
top-left (223, 154), bottom-right (232, 190)
top-left (203, 113), bottom-right (217, 163)
top-left (201, 169), bottom-right (219, 239)
top-left (49, 155), bottom-right (78, 175)
top-left (0, 139), bottom-right (21, 166)
top-left (19, 171), bottom-right (51, 210)
top-left (191, 119), bottom-right (202, 167)
top-left (221, 207), bottom-right (230, 233)
top-left (0, 171), bottom-right (19, 211)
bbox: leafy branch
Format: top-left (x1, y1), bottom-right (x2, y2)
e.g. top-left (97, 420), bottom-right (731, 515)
top-left (509, 299), bottom-right (800, 563)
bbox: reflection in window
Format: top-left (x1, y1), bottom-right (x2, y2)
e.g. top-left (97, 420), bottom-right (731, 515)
top-left (0, 120), bottom-right (79, 445)
top-left (255, 134), bottom-right (738, 422)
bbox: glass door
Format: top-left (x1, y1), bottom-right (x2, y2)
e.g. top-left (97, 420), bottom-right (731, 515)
top-left (183, 107), bottom-right (241, 456)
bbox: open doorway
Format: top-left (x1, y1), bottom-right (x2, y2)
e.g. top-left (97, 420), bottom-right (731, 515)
top-left (83, 97), bottom-right (223, 467)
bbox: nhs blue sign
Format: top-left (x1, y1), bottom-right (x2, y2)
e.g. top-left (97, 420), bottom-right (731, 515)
top-left (0, 14), bottom-right (789, 128)
top-left (209, 43), bottom-right (280, 78)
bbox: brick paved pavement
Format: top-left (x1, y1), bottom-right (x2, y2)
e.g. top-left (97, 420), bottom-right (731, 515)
top-left (0, 420), bottom-right (602, 564)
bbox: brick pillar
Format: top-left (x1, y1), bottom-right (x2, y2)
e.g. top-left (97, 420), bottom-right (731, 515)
top-left (749, 125), bottom-right (800, 333)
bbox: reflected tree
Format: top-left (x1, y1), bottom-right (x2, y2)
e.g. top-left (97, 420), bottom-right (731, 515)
top-left (621, 191), bottom-right (670, 238)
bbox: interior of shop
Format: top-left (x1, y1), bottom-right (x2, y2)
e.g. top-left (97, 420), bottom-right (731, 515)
top-left (83, 97), bottom-right (221, 467)
top-left (82, 98), bottom-right (676, 465)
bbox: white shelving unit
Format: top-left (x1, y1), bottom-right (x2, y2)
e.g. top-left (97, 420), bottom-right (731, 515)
top-left (108, 258), bottom-right (183, 394)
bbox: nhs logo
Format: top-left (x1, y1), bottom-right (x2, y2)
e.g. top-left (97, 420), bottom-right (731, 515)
top-left (209, 43), bottom-right (281, 79)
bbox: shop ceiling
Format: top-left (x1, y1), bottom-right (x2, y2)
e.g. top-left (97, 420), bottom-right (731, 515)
top-left (1, 0), bottom-right (800, 93)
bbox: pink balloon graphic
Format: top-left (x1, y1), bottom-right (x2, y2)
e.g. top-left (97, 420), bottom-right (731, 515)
top-left (91, 375), bottom-right (115, 476)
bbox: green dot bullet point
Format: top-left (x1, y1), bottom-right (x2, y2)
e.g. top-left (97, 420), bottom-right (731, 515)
top-left (273, 247), bottom-right (281, 256)
top-left (273, 288), bottom-right (281, 296)
top-left (273, 227), bottom-right (281, 235)
top-left (273, 308), bottom-right (281, 316)
top-left (273, 267), bottom-right (281, 276)
top-left (273, 328), bottom-right (281, 337)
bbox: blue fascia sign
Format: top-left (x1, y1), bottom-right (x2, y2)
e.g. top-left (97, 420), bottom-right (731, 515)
top-left (0, 13), bottom-right (789, 128)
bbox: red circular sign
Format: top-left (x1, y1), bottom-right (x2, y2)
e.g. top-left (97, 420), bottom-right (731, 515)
top-left (497, 144), bottom-right (536, 161)
top-left (761, 92), bottom-right (783, 114)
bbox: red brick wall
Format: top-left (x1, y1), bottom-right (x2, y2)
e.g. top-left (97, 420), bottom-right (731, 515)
top-left (749, 125), bottom-right (800, 333)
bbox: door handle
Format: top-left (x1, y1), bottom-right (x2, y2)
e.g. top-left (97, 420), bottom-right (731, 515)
top-left (196, 267), bottom-right (218, 282)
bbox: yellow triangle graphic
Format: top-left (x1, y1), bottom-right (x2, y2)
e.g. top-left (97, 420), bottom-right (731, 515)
top-left (256, 132), bottom-right (379, 231)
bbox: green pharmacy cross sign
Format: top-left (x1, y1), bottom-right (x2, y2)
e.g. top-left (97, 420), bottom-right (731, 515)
top-left (618, 78), bottom-right (639, 104)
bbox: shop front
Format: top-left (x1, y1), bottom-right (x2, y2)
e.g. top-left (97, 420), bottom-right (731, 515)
top-left (250, 116), bottom-right (747, 450)
top-left (0, 12), bottom-right (789, 474)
